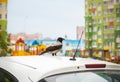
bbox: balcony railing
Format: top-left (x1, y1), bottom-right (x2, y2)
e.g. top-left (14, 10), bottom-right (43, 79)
top-left (108, 4), bottom-right (114, 9)
top-left (116, 38), bottom-right (120, 43)
top-left (117, 43), bottom-right (120, 48)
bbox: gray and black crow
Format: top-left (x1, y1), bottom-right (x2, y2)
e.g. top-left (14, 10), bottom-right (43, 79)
top-left (39, 37), bottom-right (65, 56)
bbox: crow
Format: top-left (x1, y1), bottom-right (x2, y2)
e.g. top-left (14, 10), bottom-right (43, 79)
top-left (39, 37), bottom-right (65, 56)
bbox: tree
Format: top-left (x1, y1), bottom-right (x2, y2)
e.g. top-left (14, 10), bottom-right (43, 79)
top-left (0, 31), bottom-right (8, 56)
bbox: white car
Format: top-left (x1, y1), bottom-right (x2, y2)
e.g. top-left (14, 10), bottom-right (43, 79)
top-left (0, 55), bottom-right (120, 82)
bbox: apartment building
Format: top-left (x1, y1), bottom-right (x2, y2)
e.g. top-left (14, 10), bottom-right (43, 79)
top-left (85, 0), bottom-right (120, 60)
top-left (0, 0), bottom-right (7, 32)
top-left (76, 26), bottom-right (85, 40)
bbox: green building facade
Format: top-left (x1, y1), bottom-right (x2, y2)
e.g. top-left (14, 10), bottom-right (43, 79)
top-left (0, 0), bottom-right (8, 55)
top-left (85, 0), bottom-right (120, 60)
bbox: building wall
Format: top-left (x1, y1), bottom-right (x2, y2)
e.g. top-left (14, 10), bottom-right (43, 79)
top-left (76, 26), bottom-right (85, 40)
top-left (85, 0), bottom-right (120, 59)
top-left (10, 33), bottom-right (43, 43)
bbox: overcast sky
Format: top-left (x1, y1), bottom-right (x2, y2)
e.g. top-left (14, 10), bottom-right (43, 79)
top-left (7, 0), bottom-right (85, 39)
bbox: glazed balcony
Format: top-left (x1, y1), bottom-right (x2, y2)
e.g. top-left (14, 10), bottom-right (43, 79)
top-left (116, 38), bottom-right (120, 43)
top-left (85, 16), bottom-right (92, 22)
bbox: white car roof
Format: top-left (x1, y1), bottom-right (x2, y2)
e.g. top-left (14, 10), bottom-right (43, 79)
top-left (0, 55), bottom-right (120, 82)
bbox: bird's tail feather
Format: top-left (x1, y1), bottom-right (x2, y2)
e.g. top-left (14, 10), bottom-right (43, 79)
top-left (39, 51), bottom-right (46, 55)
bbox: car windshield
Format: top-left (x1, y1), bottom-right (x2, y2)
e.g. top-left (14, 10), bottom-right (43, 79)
top-left (39, 70), bottom-right (120, 82)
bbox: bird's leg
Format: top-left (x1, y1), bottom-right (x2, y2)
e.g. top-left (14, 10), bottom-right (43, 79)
top-left (54, 53), bottom-right (57, 56)
top-left (52, 53), bottom-right (54, 56)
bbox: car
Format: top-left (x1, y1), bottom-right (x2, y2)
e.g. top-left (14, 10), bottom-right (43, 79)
top-left (0, 55), bottom-right (120, 82)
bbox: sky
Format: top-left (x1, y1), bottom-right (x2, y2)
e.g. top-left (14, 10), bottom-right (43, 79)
top-left (7, 0), bottom-right (85, 39)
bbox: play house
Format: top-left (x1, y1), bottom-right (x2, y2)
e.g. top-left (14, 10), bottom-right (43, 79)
top-left (12, 38), bottom-right (30, 56)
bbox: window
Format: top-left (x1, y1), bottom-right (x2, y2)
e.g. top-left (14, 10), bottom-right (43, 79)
top-left (98, 11), bottom-right (101, 16)
top-left (110, 34), bottom-right (114, 39)
top-left (104, 26), bottom-right (108, 30)
top-left (117, 34), bottom-right (120, 39)
top-left (116, 8), bottom-right (120, 13)
top-left (86, 28), bottom-right (88, 32)
top-left (109, 9), bottom-right (114, 14)
top-left (117, 43), bottom-right (120, 48)
top-left (117, 17), bottom-right (120, 22)
top-left (0, 25), bottom-right (2, 31)
top-left (0, 68), bottom-right (18, 82)
top-left (118, 51), bottom-right (120, 56)
top-left (5, 14), bottom-right (7, 19)
top-left (104, 42), bottom-right (109, 47)
top-left (116, 34), bottom-right (120, 43)
top-left (89, 28), bottom-right (92, 32)
top-left (109, 0), bottom-right (114, 5)
top-left (104, 9), bottom-right (108, 14)
top-left (92, 35), bottom-right (97, 40)
top-left (85, 1), bottom-right (88, 5)
top-left (89, 5), bottom-right (92, 9)
top-left (98, 35), bottom-right (102, 39)
top-left (0, 3), bottom-right (2, 8)
top-left (109, 26), bottom-right (114, 30)
top-left (104, 1), bottom-right (108, 6)
top-left (98, 27), bottom-right (101, 31)
top-left (116, 0), bottom-right (120, 3)
top-left (116, 25), bottom-right (120, 30)
top-left (98, 44), bottom-right (102, 48)
top-left (109, 17), bottom-right (114, 22)
top-left (92, 4), bottom-right (96, 8)
top-left (104, 18), bottom-right (108, 22)
top-left (98, 19), bottom-right (102, 23)
top-left (93, 19), bottom-right (97, 24)
top-left (98, 51), bottom-right (102, 57)
top-left (93, 27), bottom-right (97, 32)
top-left (92, 42), bottom-right (97, 47)
top-left (39, 71), bottom-right (120, 82)
top-left (104, 34), bottom-right (109, 39)
top-left (92, 12), bottom-right (96, 16)
top-left (110, 51), bottom-right (114, 57)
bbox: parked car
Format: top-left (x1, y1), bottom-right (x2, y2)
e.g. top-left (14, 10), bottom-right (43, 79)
top-left (0, 55), bottom-right (120, 82)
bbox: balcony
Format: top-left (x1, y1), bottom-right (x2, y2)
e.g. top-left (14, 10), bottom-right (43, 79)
top-left (116, 38), bottom-right (120, 43)
top-left (98, 31), bottom-right (102, 35)
top-left (116, 26), bottom-right (120, 30)
top-left (92, 44), bottom-right (97, 48)
top-left (115, 0), bottom-right (120, 4)
top-left (116, 8), bottom-right (120, 13)
top-left (85, 16), bottom-right (92, 22)
top-left (103, 0), bottom-right (108, 1)
top-left (98, 39), bottom-right (102, 44)
top-left (117, 17), bottom-right (120, 22)
top-left (104, 46), bottom-right (109, 50)
top-left (104, 34), bottom-right (109, 39)
top-left (104, 18), bottom-right (109, 23)
top-left (117, 43), bottom-right (120, 48)
top-left (92, 35), bottom-right (97, 40)
top-left (108, 4), bottom-right (114, 9)
top-left (103, 1), bottom-right (108, 6)
top-left (109, 22), bottom-right (114, 26)
top-left (104, 10), bottom-right (108, 14)
top-left (92, 8), bottom-right (96, 12)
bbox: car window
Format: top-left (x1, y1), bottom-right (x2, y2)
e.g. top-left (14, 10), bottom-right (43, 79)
top-left (39, 70), bottom-right (120, 82)
top-left (0, 68), bottom-right (18, 82)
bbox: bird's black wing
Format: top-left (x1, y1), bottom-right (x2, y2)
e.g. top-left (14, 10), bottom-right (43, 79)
top-left (39, 45), bottom-right (62, 55)
top-left (46, 45), bottom-right (62, 52)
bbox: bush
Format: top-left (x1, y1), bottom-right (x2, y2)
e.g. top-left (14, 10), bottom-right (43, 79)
top-left (0, 49), bottom-right (7, 57)
top-left (7, 48), bottom-right (13, 54)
